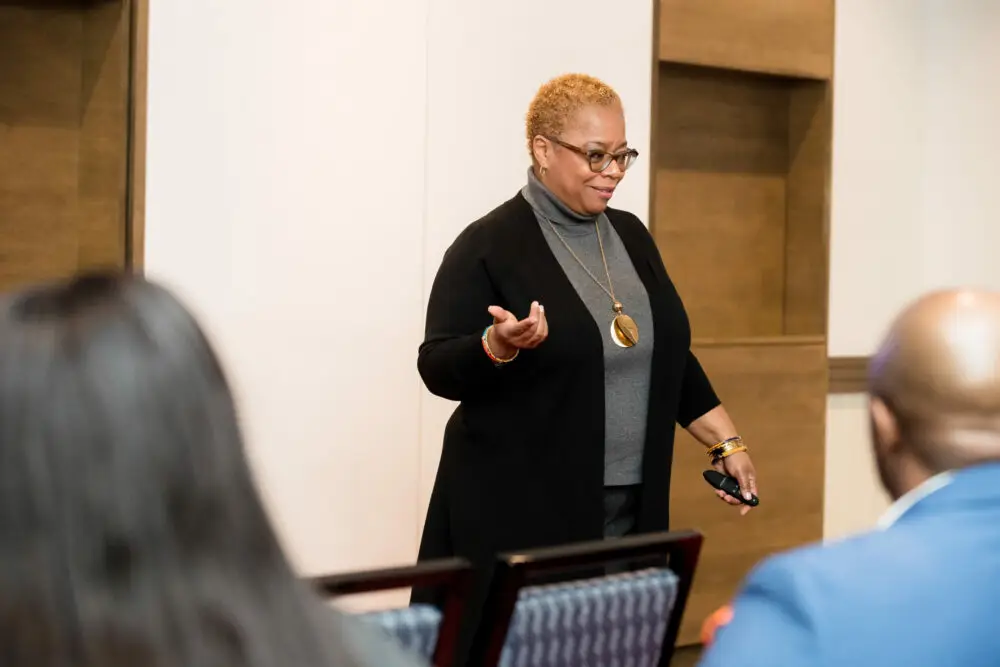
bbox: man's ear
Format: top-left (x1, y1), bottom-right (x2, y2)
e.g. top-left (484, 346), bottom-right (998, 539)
top-left (870, 396), bottom-right (901, 454)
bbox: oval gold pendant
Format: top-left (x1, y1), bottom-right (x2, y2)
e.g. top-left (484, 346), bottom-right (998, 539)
top-left (611, 314), bottom-right (639, 348)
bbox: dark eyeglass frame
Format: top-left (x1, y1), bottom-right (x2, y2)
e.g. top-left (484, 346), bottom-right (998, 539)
top-left (545, 136), bottom-right (640, 173)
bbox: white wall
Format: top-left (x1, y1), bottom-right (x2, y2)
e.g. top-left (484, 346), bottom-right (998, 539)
top-left (825, 0), bottom-right (1000, 540)
top-left (827, 0), bottom-right (927, 358)
top-left (919, 1), bottom-right (1000, 291)
top-left (824, 394), bottom-right (889, 540)
top-left (144, 0), bottom-right (654, 587)
top-left (144, 0), bottom-right (430, 581)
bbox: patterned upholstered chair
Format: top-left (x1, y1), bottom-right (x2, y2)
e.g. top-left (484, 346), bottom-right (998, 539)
top-left (357, 603), bottom-right (443, 659)
top-left (471, 530), bottom-right (703, 667)
top-left (312, 557), bottom-right (472, 666)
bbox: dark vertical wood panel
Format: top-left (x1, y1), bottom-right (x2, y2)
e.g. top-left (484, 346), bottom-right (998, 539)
top-left (126, 0), bottom-right (148, 269)
top-left (0, 4), bottom-right (84, 291)
top-left (0, 0), bottom-right (144, 291)
top-left (78, 0), bottom-right (130, 270)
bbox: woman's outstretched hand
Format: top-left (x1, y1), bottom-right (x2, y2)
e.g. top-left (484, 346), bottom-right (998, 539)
top-left (486, 301), bottom-right (548, 359)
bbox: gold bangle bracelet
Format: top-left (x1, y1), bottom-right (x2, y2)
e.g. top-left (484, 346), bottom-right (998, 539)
top-left (708, 441), bottom-right (747, 461)
top-left (707, 436), bottom-right (742, 456)
top-left (713, 444), bottom-right (747, 460)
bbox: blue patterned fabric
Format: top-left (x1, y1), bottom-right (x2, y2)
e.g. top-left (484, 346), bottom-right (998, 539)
top-left (499, 568), bottom-right (679, 667)
top-left (358, 603), bottom-right (442, 661)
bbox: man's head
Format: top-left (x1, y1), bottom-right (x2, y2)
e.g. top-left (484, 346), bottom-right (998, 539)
top-left (869, 290), bottom-right (1000, 500)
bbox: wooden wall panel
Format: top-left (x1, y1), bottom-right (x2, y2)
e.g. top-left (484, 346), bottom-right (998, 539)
top-left (671, 339), bottom-right (827, 644)
top-left (654, 64), bottom-right (790, 338)
top-left (127, 0), bottom-right (148, 268)
top-left (658, 0), bottom-right (835, 79)
top-left (652, 0), bottom-right (834, 649)
top-left (79, 0), bottom-right (131, 269)
top-left (784, 82), bottom-right (832, 336)
top-left (0, 5), bottom-right (84, 291)
top-left (0, 0), bottom-right (138, 292)
top-left (653, 64), bottom-right (832, 339)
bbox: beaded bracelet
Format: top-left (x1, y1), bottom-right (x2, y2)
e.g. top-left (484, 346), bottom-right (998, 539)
top-left (482, 325), bottom-right (518, 365)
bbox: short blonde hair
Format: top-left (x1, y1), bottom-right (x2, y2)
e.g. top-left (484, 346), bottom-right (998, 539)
top-left (525, 73), bottom-right (621, 160)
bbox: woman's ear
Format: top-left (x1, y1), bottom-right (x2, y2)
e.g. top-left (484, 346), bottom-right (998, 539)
top-left (532, 135), bottom-right (550, 171)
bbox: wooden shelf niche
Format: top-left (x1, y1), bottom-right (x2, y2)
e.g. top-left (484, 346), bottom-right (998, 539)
top-left (654, 62), bottom-right (830, 340)
top-left (651, 0), bottom-right (834, 646)
top-left (0, 0), bottom-right (145, 293)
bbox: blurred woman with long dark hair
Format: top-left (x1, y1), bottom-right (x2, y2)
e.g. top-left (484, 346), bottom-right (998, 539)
top-left (0, 272), bottom-right (423, 667)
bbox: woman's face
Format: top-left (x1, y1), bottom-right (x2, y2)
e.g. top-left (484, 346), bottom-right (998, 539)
top-left (535, 103), bottom-right (629, 216)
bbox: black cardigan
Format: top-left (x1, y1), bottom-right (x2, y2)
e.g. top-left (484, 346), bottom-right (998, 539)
top-left (416, 192), bottom-right (720, 565)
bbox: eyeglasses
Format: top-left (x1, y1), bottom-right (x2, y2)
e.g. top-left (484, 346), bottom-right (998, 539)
top-left (545, 136), bottom-right (639, 173)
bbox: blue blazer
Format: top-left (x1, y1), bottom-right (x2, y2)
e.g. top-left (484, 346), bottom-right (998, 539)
top-left (699, 462), bottom-right (1000, 667)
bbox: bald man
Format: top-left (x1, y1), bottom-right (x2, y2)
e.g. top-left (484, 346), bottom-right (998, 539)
top-left (699, 290), bottom-right (1000, 667)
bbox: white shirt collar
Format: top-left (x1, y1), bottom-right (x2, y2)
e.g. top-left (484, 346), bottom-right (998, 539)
top-left (876, 470), bottom-right (955, 529)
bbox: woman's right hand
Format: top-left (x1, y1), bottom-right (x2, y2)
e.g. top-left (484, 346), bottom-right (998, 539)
top-left (486, 301), bottom-right (548, 359)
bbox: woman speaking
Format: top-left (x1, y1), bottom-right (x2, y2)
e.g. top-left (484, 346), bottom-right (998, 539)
top-left (416, 73), bottom-right (757, 593)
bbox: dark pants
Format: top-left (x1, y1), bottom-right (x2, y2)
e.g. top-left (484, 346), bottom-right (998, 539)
top-left (604, 484), bottom-right (641, 575)
top-left (603, 484), bottom-right (640, 539)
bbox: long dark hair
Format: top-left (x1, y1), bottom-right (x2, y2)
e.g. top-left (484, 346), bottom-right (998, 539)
top-left (0, 272), bottom-right (363, 666)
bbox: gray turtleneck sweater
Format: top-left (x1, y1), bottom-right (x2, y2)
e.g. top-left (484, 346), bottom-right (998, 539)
top-left (521, 170), bottom-right (654, 486)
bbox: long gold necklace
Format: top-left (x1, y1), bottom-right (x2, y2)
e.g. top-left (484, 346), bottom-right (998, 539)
top-left (544, 217), bottom-right (639, 348)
